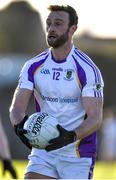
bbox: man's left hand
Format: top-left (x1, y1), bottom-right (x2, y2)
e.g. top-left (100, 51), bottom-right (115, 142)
top-left (45, 125), bottom-right (76, 151)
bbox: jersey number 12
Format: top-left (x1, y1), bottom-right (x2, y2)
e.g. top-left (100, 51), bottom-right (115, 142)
top-left (53, 71), bottom-right (60, 80)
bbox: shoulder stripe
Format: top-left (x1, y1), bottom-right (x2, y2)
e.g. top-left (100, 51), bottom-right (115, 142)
top-left (74, 48), bottom-right (101, 84)
top-left (33, 49), bottom-right (49, 60)
top-left (72, 55), bottom-right (86, 89)
top-left (78, 50), bottom-right (101, 84)
top-left (28, 54), bottom-right (49, 83)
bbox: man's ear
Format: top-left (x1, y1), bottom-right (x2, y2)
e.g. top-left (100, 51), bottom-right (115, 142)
top-left (69, 25), bottom-right (77, 35)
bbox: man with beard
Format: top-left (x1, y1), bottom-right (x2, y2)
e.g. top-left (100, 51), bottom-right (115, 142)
top-left (9, 5), bottom-right (104, 179)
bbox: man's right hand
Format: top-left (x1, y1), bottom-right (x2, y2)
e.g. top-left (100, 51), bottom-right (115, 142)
top-left (14, 116), bottom-right (32, 149)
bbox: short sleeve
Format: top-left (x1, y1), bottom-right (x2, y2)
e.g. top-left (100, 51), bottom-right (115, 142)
top-left (18, 61), bottom-right (34, 90)
top-left (82, 65), bottom-right (104, 98)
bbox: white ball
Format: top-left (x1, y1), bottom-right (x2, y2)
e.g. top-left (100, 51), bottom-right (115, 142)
top-left (23, 112), bottom-right (59, 149)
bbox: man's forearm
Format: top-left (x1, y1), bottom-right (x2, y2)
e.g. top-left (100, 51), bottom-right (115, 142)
top-left (75, 116), bottom-right (102, 140)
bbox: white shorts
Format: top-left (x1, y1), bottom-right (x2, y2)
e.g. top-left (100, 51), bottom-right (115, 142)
top-left (25, 150), bottom-right (95, 179)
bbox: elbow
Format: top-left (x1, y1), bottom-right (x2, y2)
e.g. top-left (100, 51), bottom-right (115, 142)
top-left (9, 104), bottom-right (25, 125)
top-left (9, 104), bottom-right (20, 125)
top-left (96, 116), bottom-right (103, 130)
top-left (9, 105), bottom-right (15, 125)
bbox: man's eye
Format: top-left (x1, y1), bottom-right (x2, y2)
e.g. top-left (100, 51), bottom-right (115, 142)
top-left (47, 22), bottom-right (51, 26)
top-left (55, 22), bottom-right (61, 26)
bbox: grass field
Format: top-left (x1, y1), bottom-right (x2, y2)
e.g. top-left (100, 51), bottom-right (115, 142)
top-left (0, 160), bottom-right (116, 179)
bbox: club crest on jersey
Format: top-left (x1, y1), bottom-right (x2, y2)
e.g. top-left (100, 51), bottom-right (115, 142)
top-left (64, 69), bottom-right (74, 81)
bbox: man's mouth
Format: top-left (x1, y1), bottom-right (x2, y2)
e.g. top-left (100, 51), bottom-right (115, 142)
top-left (48, 35), bottom-right (57, 39)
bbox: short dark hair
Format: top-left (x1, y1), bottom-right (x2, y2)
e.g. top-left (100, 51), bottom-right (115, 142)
top-left (48, 5), bottom-right (78, 27)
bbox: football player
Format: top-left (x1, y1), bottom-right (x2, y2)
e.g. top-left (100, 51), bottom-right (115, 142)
top-left (9, 4), bottom-right (104, 179)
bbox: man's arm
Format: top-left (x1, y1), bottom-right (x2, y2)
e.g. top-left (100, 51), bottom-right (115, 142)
top-left (75, 96), bottom-right (103, 139)
top-left (9, 87), bottom-right (32, 126)
top-left (9, 87), bottom-right (33, 149)
top-left (45, 96), bottom-right (104, 151)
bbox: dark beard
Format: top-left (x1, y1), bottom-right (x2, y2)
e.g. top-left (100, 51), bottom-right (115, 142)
top-left (47, 28), bottom-right (69, 48)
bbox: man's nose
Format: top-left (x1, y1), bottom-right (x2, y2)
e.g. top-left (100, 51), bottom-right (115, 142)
top-left (48, 24), bottom-right (56, 32)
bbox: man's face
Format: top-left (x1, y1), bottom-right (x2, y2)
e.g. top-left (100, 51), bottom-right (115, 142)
top-left (46, 11), bottom-right (70, 48)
